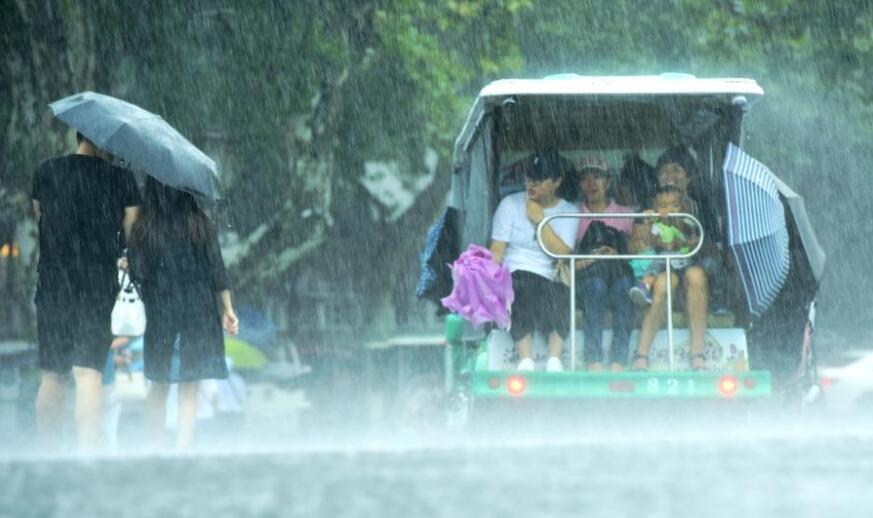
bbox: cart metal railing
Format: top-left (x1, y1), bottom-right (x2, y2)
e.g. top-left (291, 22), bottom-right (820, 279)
top-left (536, 212), bottom-right (704, 372)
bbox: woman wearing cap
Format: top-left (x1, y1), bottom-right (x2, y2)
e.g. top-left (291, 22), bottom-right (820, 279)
top-left (574, 157), bottom-right (636, 372)
top-left (630, 146), bottom-right (711, 371)
top-left (489, 149), bottom-right (579, 372)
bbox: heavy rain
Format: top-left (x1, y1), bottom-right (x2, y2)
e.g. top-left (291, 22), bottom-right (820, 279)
top-left (1, 1), bottom-right (873, 516)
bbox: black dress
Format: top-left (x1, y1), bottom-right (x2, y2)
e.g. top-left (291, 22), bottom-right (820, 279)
top-left (129, 225), bottom-right (229, 383)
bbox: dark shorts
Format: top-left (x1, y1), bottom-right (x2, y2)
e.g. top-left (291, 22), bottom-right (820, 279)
top-left (509, 270), bottom-right (571, 342)
top-left (35, 269), bottom-right (116, 373)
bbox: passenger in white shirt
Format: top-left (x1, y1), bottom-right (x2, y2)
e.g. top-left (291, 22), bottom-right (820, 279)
top-left (489, 149), bottom-right (578, 372)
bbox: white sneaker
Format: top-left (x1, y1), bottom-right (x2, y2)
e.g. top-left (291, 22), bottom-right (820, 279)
top-left (545, 357), bottom-right (563, 372)
top-left (517, 358), bottom-right (535, 371)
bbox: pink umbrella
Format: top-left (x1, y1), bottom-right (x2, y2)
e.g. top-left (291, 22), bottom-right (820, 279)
top-left (441, 244), bottom-right (514, 330)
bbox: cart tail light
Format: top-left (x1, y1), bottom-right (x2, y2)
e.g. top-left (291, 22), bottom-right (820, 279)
top-left (717, 375), bottom-right (739, 397)
top-left (506, 375), bottom-right (527, 396)
top-left (608, 381), bottom-right (636, 393)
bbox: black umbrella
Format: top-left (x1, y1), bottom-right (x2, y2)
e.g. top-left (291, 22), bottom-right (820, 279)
top-left (50, 91), bottom-right (220, 201)
top-left (771, 175), bottom-right (826, 285)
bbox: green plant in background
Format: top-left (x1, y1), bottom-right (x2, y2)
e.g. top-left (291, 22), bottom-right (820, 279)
top-left (1, 0), bottom-right (872, 340)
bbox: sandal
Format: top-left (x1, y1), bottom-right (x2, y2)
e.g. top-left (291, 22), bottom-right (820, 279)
top-left (630, 353), bottom-right (649, 372)
top-left (689, 352), bottom-right (706, 371)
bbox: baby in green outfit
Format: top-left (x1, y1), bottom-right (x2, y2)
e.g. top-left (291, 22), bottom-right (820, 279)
top-left (628, 187), bottom-right (698, 306)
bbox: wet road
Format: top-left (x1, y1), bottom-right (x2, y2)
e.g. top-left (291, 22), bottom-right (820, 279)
top-left (2, 341), bottom-right (870, 517)
top-left (1, 420), bottom-right (872, 518)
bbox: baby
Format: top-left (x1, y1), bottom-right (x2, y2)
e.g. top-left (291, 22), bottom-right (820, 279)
top-left (628, 186), bottom-right (698, 306)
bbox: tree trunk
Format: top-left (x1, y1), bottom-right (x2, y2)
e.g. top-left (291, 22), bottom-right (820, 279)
top-left (0, 0), bottom-right (99, 339)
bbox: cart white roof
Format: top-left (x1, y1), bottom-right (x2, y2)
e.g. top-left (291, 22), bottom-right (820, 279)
top-left (454, 74), bottom-right (764, 162)
top-left (479, 74), bottom-right (763, 98)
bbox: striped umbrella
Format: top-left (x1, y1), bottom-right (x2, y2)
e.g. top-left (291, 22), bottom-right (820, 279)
top-left (722, 143), bottom-right (790, 317)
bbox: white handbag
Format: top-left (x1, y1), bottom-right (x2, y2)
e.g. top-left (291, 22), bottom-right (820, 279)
top-left (111, 269), bottom-right (146, 336)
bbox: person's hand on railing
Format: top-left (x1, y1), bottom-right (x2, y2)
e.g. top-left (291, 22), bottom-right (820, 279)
top-left (638, 209), bottom-right (657, 221)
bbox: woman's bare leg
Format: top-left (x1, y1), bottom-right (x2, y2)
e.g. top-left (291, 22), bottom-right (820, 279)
top-left (72, 366), bottom-right (103, 453)
top-left (684, 266), bottom-right (709, 369)
top-left (145, 382), bottom-right (171, 450)
top-left (631, 272), bottom-right (679, 369)
top-left (176, 381), bottom-right (200, 452)
top-left (36, 370), bottom-right (68, 451)
top-left (547, 331), bottom-right (563, 358)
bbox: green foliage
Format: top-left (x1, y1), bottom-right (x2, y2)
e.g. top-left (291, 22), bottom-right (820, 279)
top-left (514, 0), bottom-right (873, 330)
top-left (3, 0), bottom-right (873, 334)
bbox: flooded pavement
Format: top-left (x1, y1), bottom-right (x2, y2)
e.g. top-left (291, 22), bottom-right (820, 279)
top-left (1, 338), bottom-right (870, 517)
top-left (2, 420), bottom-right (872, 518)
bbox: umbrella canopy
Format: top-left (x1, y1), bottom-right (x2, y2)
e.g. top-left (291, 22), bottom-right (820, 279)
top-left (50, 91), bottom-right (220, 201)
top-left (225, 336), bottom-right (268, 369)
top-left (441, 244), bottom-right (514, 329)
top-left (770, 174), bottom-right (826, 284)
top-left (722, 143), bottom-right (790, 317)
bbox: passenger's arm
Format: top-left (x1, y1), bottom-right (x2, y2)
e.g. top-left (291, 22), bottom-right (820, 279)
top-left (526, 200), bottom-right (571, 255)
top-left (539, 223), bottom-right (572, 256)
top-left (489, 240), bottom-right (507, 264)
top-left (628, 220), bottom-right (652, 253)
top-left (490, 197), bottom-right (513, 265)
top-left (574, 258), bottom-right (593, 270)
top-left (31, 200), bottom-right (41, 222)
top-left (122, 206), bottom-right (140, 241)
